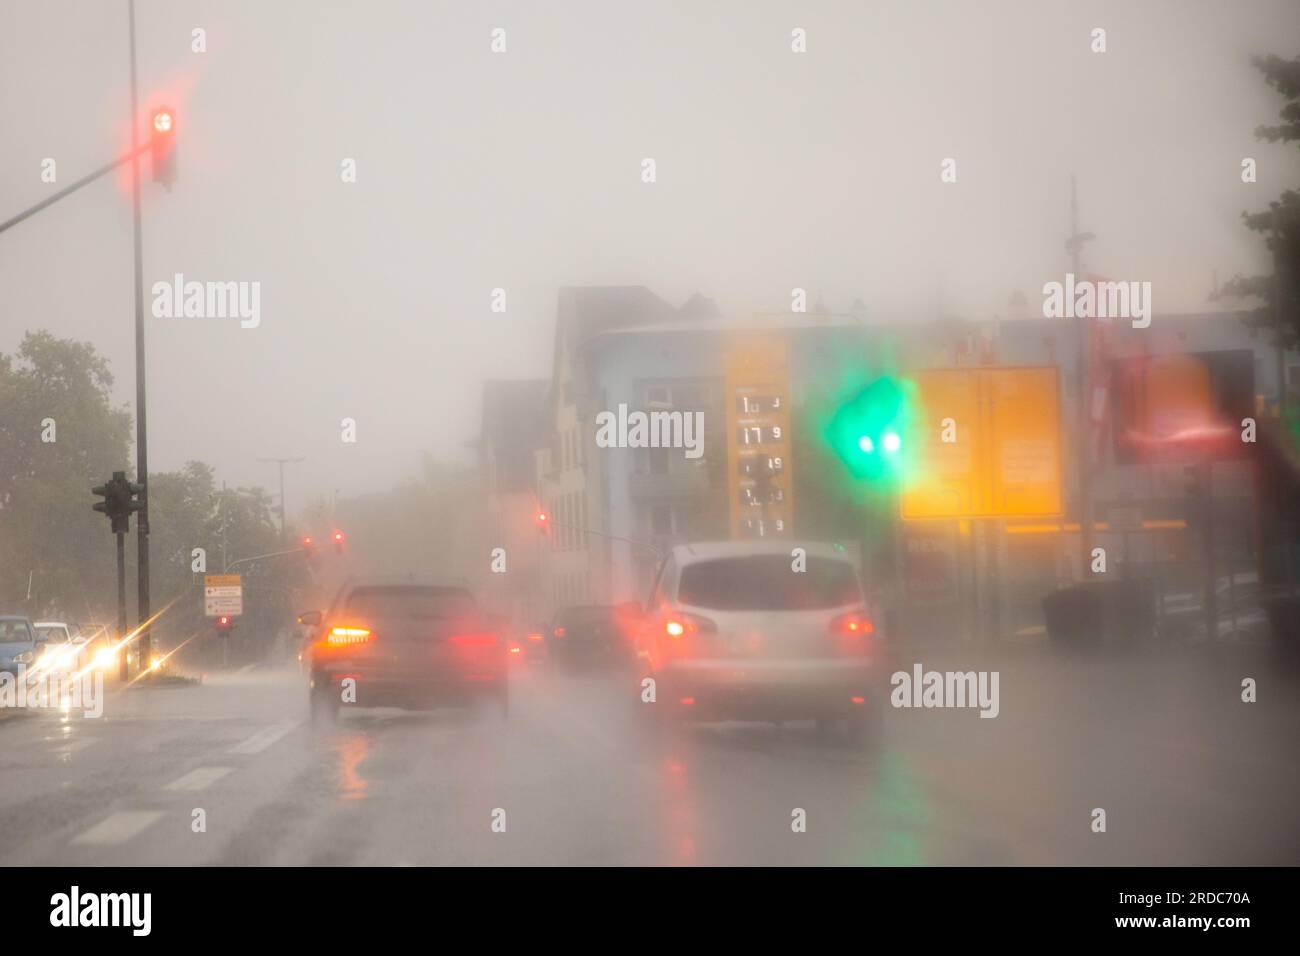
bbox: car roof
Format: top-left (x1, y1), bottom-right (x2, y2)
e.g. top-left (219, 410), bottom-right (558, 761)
top-left (33, 621), bottom-right (69, 627)
top-left (670, 540), bottom-right (862, 566)
top-left (0, 615), bottom-right (33, 622)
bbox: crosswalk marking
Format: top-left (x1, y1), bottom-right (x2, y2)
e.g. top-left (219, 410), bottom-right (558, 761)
top-left (228, 719), bottom-right (299, 755)
top-left (164, 766), bottom-right (233, 791)
top-left (71, 811), bottom-right (163, 846)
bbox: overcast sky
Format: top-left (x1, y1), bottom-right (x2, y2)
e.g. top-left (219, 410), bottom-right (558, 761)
top-left (2, 0), bottom-right (1298, 511)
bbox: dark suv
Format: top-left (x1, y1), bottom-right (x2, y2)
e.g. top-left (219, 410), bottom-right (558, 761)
top-left (548, 605), bottom-right (633, 669)
top-left (302, 582), bottom-right (507, 722)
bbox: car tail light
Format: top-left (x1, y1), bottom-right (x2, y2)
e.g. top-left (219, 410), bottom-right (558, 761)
top-left (527, 632), bottom-right (543, 642)
top-left (552, 626), bottom-right (566, 638)
top-left (830, 611), bottom-right (874, 637)
top-left (449, 632), bottom-right (498, 647)
top-left (663, 612), bottom-right (716, 639)
top-left (326, 626), bottom-right (372, 646)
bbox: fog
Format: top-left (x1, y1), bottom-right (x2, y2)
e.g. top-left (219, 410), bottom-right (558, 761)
top-left (3, 0), bottom-right (1297, 504)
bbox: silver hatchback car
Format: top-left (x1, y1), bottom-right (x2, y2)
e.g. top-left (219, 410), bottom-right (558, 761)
top-left (632, 541), bottom-right (879, 742)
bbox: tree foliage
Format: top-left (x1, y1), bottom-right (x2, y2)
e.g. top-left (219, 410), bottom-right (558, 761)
top-left (0, 332), bottom-right (132, 615)
top-left (1222, 54), bottom-right (1300, 349)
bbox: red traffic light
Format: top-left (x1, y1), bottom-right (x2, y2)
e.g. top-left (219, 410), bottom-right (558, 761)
top-left (333, 531), bottom-right (345, 542)
top-left (332, 530), bottom-right (346, 554)
top-left (535, 511), bottom-right (550, 534)
top-left (149, 106), bottom-right (177, 188)
top-left (216, 615), bottom-right (232, 631)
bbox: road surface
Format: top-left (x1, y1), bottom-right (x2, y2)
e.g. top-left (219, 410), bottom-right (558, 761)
top-left (2, 644), bottom-right (1296, 865)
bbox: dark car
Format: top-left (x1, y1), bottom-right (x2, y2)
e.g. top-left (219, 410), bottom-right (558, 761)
top-left (504, 620), bottom-right (548, 665)
top-left (302, 582), bottom-right (508, 722)
top-left (548, 605), bottom-right (633, 669)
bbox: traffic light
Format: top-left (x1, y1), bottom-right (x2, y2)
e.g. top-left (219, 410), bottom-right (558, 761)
top-left (301, 534), bottom-right (316, 558)
top-left (535, 510), bottom-right (550, 534)
top-left (125, 477), bottom-right (145, 517)
top-left (150, 107), bottom-right (177, 188)
top-left (332, 530), bottom-right (346, 554)
top-left (91, 471), bottom-right (143, 534)
top-left (825, 376), bottom-right (913, 482)
top-left (216, 615), bottom-right (232, 634)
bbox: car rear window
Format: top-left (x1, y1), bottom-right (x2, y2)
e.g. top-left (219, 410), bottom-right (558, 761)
top-left (677, 555), bottom-right (862, 611)
top-left (345, 587), bottom-right (479, 620)
top-left (36, 626), bottom-right (69, 642)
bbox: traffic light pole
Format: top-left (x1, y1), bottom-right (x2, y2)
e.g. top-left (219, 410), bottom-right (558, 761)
top-left (1068, 175), bottom-right (1096, 581)
top-left (116, 531), bottom-right (128, 682)
top-left (128, 0), bottom-right (152, 674)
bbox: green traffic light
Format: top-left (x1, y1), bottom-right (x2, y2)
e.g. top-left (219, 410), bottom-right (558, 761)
top-left (826, 376), bottom-right (912, 481)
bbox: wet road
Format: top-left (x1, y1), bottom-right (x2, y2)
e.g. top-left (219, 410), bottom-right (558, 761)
top-left (2, 645), bottom-right (1297, 866)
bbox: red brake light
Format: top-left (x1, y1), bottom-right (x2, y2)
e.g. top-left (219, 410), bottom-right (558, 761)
top-left (830, 611), bottom-right (874, 636)
top-left (553, 626), bottom-right (566, 638)
top-left (527, 632), bottom-right (543, 642)
top-left (326, 626), bottom-right (372, 645)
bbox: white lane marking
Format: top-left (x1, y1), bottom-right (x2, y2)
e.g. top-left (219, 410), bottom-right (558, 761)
top-left (164, 766), bottom-right (233, 791)
top-left (71, 811), bottom-right (163, 846)
top-left (50, 738), bottom-right (95, 754)
top-left (228, 719), bottom-right (299, 755)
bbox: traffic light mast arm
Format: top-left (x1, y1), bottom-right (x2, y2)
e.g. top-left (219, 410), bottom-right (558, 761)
top-left (224, 546), bottom-right (308, 573)
top-left (0, 140), bottom-right (153, 237)
top-left (544, 517), bottom-right (662, 559)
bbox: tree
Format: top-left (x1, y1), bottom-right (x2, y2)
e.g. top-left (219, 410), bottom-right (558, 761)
top-left (1221, 55), bottom-right (1300, 353)
top-left (0, 332), bottom-right (132, 615)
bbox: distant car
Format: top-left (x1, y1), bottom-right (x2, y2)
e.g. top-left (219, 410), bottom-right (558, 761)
top-left (632, 541), bottom-right (879, 744)
top-left (0, 616), bottom-right (39, 677)
top-left (33, 622), bottom-right (85, 672)
top-left (548, 605), bottom-right (633, 669)
top-left (77, 623), bottom-right (123, 672)
top-left (301, 581), bottom-right (508, 722)
top-left (505, 621), bottom-right (548, 665)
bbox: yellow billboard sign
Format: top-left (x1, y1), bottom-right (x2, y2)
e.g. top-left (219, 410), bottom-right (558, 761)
top-left (902, 367), bottom-right (1062, 519)
top-left (725, 337), bottom-right (794, 538)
